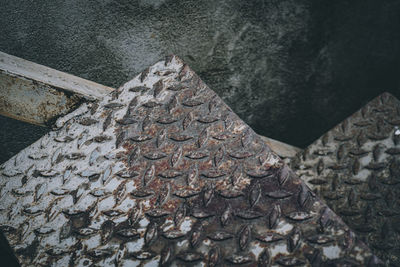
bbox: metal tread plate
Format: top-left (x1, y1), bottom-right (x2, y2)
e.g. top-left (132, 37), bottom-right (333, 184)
top-left (291, 93), bottom-right (400, 266)
top-left (0, 56), bottom-right (378, 266)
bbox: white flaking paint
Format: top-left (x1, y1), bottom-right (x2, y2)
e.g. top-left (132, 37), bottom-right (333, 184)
top-left (323, 245), bottom-right (341, 259)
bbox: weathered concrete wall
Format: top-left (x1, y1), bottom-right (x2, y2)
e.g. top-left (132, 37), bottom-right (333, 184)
top-left (1, 0), bottom-right (399, 164)
top-left (303, 0), bottom-right (400, 148)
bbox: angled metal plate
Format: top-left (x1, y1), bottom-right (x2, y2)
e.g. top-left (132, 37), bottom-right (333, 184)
top-left (291, 93), bottom-right (400, 265)
top-left (0, 56), bottom-right (379, 266)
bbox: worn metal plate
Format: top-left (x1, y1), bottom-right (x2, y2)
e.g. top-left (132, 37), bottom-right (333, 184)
top-left (0, 56), bottom-right (379, 266)
top-left (291, 93), bottom-right (400, 265)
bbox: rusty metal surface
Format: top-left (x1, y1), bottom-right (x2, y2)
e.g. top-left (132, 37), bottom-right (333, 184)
top-left (291, 93), bottom-right (400, 266)
top-left (0, 56), bottom-right (379, 266)
top-left (0, 51), bottom-right (114, 126)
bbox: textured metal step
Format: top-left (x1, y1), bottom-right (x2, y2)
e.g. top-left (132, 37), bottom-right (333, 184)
top-left (0, 56), bottom-right (379, 266)
top-left (290, 93), bottom-right (400, 265)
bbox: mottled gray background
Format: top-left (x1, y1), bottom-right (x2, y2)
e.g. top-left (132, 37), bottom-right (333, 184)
top-left (1, 0), bottom-right (400, 164)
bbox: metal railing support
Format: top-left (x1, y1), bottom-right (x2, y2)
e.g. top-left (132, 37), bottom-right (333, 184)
top-left (0, 51), bottom-right (114, 126)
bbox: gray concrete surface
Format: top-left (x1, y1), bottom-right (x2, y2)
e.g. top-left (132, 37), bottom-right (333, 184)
top-left (1, 0), bottom-right (400, 164)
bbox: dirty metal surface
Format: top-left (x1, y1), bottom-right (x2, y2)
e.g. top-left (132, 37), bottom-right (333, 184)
top-left (290, 93), bottom-right (400, 266)
top-left (0, 56), bottom-right (379, 266)
top-left (0, 51), bottom-right (114, 126)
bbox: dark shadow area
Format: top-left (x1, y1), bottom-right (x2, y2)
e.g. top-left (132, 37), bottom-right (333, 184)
top-left (253, 0), bottom-right (400, 147)
top-left (0, 115), bottom-right (48, 164)
top-left (0, 232), bottom-right (19, 267)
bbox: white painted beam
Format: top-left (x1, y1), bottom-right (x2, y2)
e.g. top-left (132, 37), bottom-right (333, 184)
top-left (0, 51), bottom-right (114, 126)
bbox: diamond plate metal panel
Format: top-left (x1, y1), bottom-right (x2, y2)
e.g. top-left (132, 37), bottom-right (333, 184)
top-left (291, 93), bottom-right (400, 266)
top-left (0, 56), bottom-right (379, 266)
